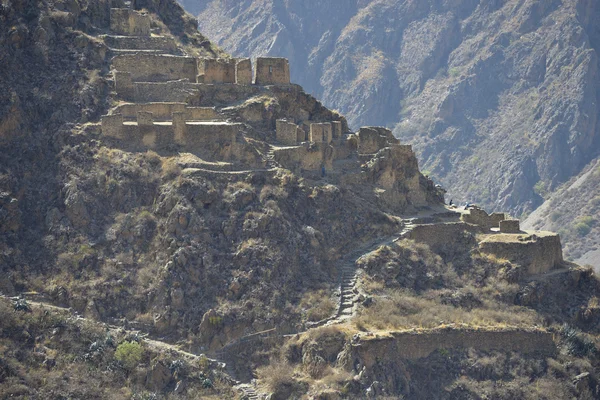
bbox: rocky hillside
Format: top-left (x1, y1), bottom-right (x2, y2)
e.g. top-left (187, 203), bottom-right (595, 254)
top-left (3, 0), bottom-right (600, 398)
top-left (191, 0), bottom-right (600, 264)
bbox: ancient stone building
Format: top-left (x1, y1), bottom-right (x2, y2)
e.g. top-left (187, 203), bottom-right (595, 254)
top-left (309, 123), bottom-right (333, 143)
top-left (500, 219), bottom-right (521, 233)
top-left (110, 8), bottom-right (151, 36)
top-left (198, 58), bottom-right (236, 84)
top-left (101, 112), bottom-right (242, 158)
top-left (112, 54), bottom-right (198, 83)
top-left (276, 120), bottom-right (303, 146)
top-left (461, 207), bottom-right (507, 230)
top-left (480, 231), bottom-right (564, 275)
top-left (254, 58), bottom-right (290, 85)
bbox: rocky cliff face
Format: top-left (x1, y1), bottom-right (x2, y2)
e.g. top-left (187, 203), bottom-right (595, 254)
top-left (191, 0), bottom-right (600, 263)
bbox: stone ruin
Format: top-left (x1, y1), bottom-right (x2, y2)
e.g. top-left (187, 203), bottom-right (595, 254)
top-left (461, 207), bottom-right (507, 231)
top-left (110, 8), bottom-right (151, 36)
top-left (357, 127), bottom-right (399, 154)
top-left (254, 58), bottom-right (290, 85)
top-left (499, 219), bottom-right (521, 234)
top-left (112, 103), bottom-right (220, 122)
top-left (101, 112), bottom-right (241, 159)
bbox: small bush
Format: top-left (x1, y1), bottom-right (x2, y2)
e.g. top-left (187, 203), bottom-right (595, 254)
top-left (300, 290), bottom-right (336, 322)
top-left (114, 341), bottom-right (144, 370)
top-left (575, 222), bottom-right (592, 237)
top-left (257, 360), bottom-right (295, 393)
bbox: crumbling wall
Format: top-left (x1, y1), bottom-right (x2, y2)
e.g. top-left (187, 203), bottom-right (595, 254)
top-left (403, 222), bottom-right (479, 253)
top-left (345, 329), bottom-right (555, 367)
top-left (274, 142), bottom-right (333, 172)
top-left (101, 114), bottom-right (124, 138)
top-left (114, 102), bottom-right (187, 120)
top-left (309, 123), bottom-right (333, 143)
top-left (198, 58), bottom-right (236, 84)
top-left (479, 233), bottom-right (564, 275)
top-left (235, 58), bottom-right (252, 85)
top-left (112, 54), bottom-right (198, 82)
top-left (187, 107), bottom-right (220, 120)
top-left (276, 120), bottom-right (301, 146)
top-left (332, 121), bottom-right (343, 139)
top-left (358, 126), bottom-right (399, 154)
top-left (110, 8), bottom-right (150, 36)
top-left (103, 35), bottom-right (177, 52)
top-left (100, 117), bottom-right (245, 162)
top-left (114, 71), bottom-right (134, 100)
top-left (500, 219), bottom-right (521, 233)
top-left (255, 58), bottom-right (290, 85)
top-left (461, 208), bottom-right (507, 230)
top-left (132, 80), bottom-right (199, 103)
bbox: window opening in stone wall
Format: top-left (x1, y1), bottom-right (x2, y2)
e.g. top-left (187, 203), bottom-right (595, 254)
top-left (269, 66), bottom-right (273, 73)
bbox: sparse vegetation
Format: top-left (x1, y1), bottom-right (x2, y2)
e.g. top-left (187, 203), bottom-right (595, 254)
top-left (114, 341), bottom-right (144, 370)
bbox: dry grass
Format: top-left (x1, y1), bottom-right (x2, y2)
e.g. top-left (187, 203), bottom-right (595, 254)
top-left (299, 290), bottom-right (336, 322)
top-left (354, 288), bottom-right (541, 332)
top-left (256, 360), bottom-right (296, 393)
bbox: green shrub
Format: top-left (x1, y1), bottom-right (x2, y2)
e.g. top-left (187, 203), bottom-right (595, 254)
top-left (575, 222), bottom-right (592, 237)
top-left (114, 341), bottom-right (144, 370)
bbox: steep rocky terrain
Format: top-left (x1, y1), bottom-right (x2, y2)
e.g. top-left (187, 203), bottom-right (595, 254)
top-left (2, 0), bottom-right (600, 399)
top-left (191, 0), bottom-right (600, 264)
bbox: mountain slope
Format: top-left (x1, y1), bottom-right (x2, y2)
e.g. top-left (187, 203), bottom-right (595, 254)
top-left (190, 0), bottom-right (600, 263)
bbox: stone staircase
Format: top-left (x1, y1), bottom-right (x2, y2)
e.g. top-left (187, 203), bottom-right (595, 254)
top-left (265, 147), bottom-right (278, 168)
top-left (337, 264), bottom-right (358, 320)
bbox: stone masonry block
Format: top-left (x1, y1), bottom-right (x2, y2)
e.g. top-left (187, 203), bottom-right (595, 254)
top-left (500, 219), bottom-right (521, 234)
top-left (101, 114), bottom-right (124, 138)
top-left (332, 121), bottom-right (342, 139)
top-left (309, 123), bottom-right (333, 143)
top-left (255, 58), bottom-right (290, 85)
top-left (276, 120), bottom-right (299, 146)
top-left (114, 71), bottom-right (134, 100)
top-left (235, 58), bottom-right (252, 85)
top-left (137, 111), bottom-right (154, 126)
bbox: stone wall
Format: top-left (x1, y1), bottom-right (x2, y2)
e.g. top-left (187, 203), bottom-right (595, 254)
top-left (114, 71), bottom-right (134, 100)
top-left (100, 117), bottom-right (244, 161)
top-left (131, 80), bottom-right (198, 103)
top-left (309, 123), bottom-right (333, 143)
top-left (461, 207), bottom-right (507, 230)
top-left (131, 80), bottom-right (261, 104)
top-left (110, 8), bottom-right (150, 36)
top-left (332, 121), bottom-right (342, 139)
top-left (500, 219), bottom-right (521, 233)
top-left (198, 58), bottom-right (236, 84)
top-left (235, 58), bottom-right (252, 85)
top-left (255, 58), bottom-right (290, 85)
top-left (113, 103), bottom-right (221, 121)
top-left (103, 35), bottom-right (177, 52)
top-left (358, 126), bottom-right (399, 154)
top-left (187, 107), bottom-right (220, 120)
top-left (276, 120), bottom-right (301, 146)
top-left (403, 222), bottom-right (479, 252)
top-left (348, 329), bottom-right (555, 366)
top-left (101, 114), bottom-right (124, 138)
top-left (274, 142), bottom-right (333, 172)
top-left (114, 102), bottom-right (187, 120)
top-left (112, 54), bottom-right (198, 82)
top-left (479, 232), bottom-right (564, 275)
